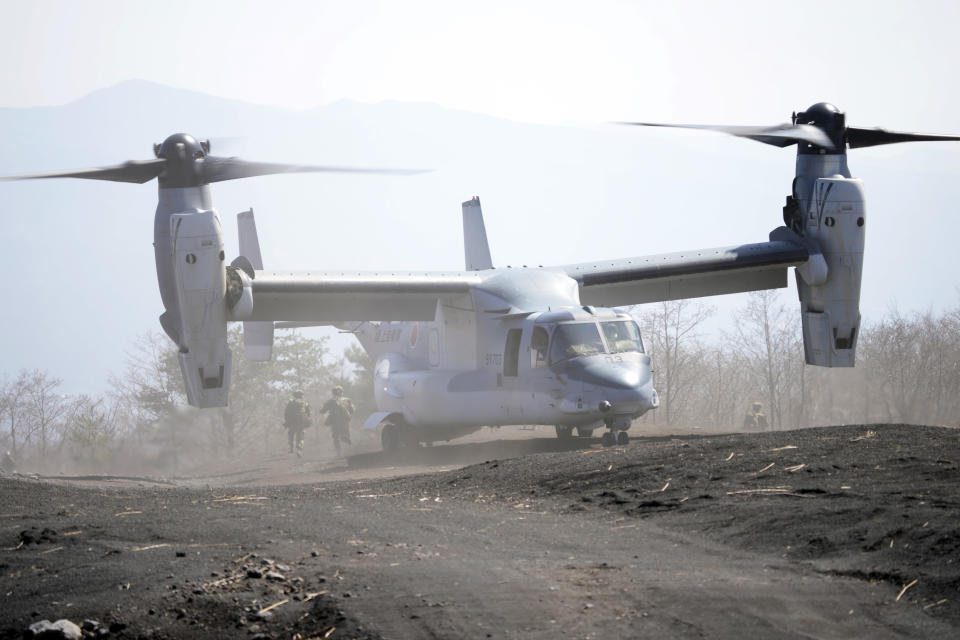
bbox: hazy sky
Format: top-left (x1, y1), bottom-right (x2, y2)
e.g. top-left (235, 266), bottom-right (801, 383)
top-left (2, 0), bottom-right (960, 395)
top-left (3, 0), bottom-right (959, 131)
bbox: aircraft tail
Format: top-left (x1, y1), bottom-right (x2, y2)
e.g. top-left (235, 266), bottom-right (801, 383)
top-left (462, 196), bottom-right (493, 271)
top-left (236, 209), bottom-right (274, 361)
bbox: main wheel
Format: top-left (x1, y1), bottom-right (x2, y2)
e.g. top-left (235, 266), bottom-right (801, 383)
top-left (616, 431), bottom-right (630, 446)
top-left (381, 423), bottom-right (401, 452)
top-left (401, 427), bottom-right (421, 448)
top-left (601, 431), bottom-right (616, 447)
top-left (555, 425), bottom-right (574, 441)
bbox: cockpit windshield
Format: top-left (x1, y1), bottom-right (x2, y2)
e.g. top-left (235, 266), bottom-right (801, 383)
top-left (601, 320), bottom-right (643, 354)
top-left (547, 319), bottom-right (644, 364)
top-left (549, 322), bottom-right (605, 364)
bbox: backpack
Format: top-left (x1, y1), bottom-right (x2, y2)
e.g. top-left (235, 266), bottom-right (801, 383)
top-left (325, 397), bottom-right (354, 423)
top-left (284, 399), bottom-right (310, 428)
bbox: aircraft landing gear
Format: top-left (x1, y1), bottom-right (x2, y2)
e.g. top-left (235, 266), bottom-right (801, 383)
top-left (402, 428), bottom-right (422, 449)
top-left (616, 431), bottom-right (630, 446)
top-left (555, 425), bottom-right (574, 441)
top-left (381, 423), bottom-right (401, 452)
top-left (601, 431), bottom-right (616, 447)
top-left (381, 420), bottom-right (421, 452)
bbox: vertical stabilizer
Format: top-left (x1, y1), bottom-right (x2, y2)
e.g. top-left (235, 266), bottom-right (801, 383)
top-left (462, 196), bottom-right (493, 271)
top-left (237, 209), bottom-right (274, 361)
top-left (238, 209), bottom-right (265, 269)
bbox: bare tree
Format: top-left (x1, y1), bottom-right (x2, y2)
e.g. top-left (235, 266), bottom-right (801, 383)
top-left (0, 371), bottom-right (31, 457)
top-left (699, 345), bottom-right (754, 428)
top-left (631, 300), bottom-right (714, 425)
top-left (66, 394), bottom-right (123, 469)
top-left (727, 291), bottom-right (797, 429)
top-left (861, 310), bottom-right (934, 423)
top-left (938, 304), bottom-right (960, 424)
top-left (24, 370), bottom-right (70, 459)
top-left (112, 332), bottom-right (195, 469)
top-left (114, 332), bottom-right (184, 423)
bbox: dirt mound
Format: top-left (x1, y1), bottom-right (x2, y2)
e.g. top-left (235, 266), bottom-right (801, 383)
top-left (379, 424), bottom-right (960, 624)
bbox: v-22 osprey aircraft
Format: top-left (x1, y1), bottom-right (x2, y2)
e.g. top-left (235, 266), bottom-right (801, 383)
top-left (6, 102), bottom-right (960, 449)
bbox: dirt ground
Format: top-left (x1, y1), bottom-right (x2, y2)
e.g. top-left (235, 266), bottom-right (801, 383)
top-left (1, 422), bottom-right (958, 639)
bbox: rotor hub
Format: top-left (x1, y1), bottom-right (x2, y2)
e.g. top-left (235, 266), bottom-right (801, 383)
top-left (795, 103), bottom-right (846, 154)
top-left (154, 133), bottom-right (211, 187)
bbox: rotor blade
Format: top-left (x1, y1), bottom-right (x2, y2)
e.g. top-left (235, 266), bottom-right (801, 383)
top-left (846, 127), bottom-right (960, 149)
top-left (619, 121), bottom-right (836, 151)
top-left (0, 159), bottom-right (166, 184)
top-left (200, 156), bottom-right (428, 184)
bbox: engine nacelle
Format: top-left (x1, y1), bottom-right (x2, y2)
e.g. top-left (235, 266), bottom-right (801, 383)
top-left (795, 177), bottom-right (865, 366)
top-left (170, 210), bottom-right (232, 407)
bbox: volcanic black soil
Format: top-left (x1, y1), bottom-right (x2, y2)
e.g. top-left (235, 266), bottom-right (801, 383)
top-left (1, 424), bottom-right (959, 639)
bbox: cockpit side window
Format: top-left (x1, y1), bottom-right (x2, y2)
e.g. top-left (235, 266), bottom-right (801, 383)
top-left (531, 326), bottom-right (549, 368)
top-left (549, 322), bottom-right (605, 364)
top-left (601, 320), bottom-right (643, 354)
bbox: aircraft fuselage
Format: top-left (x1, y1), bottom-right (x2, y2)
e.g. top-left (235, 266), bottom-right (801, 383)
top-left (349, 271), bottom-right (659, 443)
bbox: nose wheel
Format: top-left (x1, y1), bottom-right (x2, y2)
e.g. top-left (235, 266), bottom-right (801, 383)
top-left (601, 430), bottom-right (630, 447)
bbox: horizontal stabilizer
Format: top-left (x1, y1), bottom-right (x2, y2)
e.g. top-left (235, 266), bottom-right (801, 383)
top-left (243, 322), bottom-right (274, 361)
top-left (275, 321), bottom-right (337, 329)
top-left (237, 209), bottom-right (274, 360)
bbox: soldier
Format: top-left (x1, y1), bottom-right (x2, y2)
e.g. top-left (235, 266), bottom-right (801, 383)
top-left (283, 390), bottom-right (311, 457)
top-left (320, 386), bottom-right (355, 457)
top-left (1, 451), bottom-right (14, 474)
top-left (743, 402), bottom-right (768, 431)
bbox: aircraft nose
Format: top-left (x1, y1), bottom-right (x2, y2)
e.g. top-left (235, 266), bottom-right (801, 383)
top-left (562, 356), bottom-right (655, 414)
top-left (564, 358), bottom-right (644, 390)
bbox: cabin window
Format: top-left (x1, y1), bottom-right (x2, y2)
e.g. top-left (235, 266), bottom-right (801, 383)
top-left (601, 320), bottom-right (643, 354)
top-left (549, 322), bottom-right (604, 364)
top-left (504, 328), bottom-right (522, 376)
top-left (530, 326), bottom-right (549, 368)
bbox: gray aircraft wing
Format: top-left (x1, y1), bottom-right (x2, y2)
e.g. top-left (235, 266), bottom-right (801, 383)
top-left (247, 271), bottom-right (481, 322)
top-left (561, 229), bottom-right (810, 307)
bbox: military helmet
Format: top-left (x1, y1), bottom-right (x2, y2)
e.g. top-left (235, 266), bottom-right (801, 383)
top-left (293, 390), bottom-right (304, 399)
top-left (332, 385), bottom-right (344, 396)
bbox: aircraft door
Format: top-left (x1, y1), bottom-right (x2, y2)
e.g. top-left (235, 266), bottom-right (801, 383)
top-left (504, 328), bottom-right (522, 377)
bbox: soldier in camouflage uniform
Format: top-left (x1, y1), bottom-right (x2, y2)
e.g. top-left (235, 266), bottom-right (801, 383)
top-left (1, 451), bottom-right (15, 474)
top-left (284, 390), bottom-right (311, 457)
top-left (320, 386), bottom-right (355, 457)
top-left (743, 402), bottom-right (768, 431)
